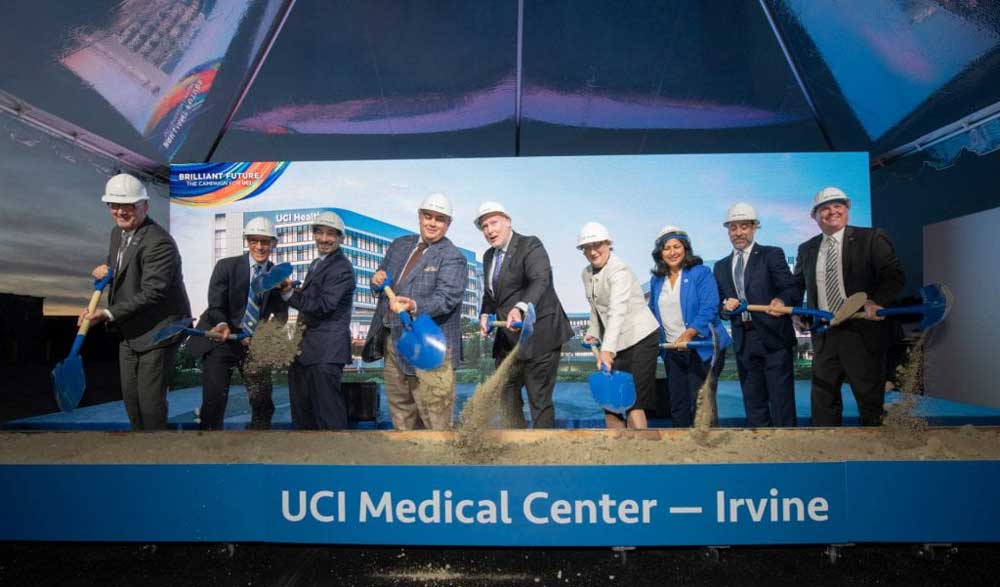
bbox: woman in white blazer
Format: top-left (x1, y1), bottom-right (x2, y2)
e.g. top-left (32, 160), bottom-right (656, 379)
top-left (578, 222), bottom-right (661, 429)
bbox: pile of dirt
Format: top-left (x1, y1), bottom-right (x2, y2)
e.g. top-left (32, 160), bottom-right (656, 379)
top-left (4, 427), bottom-right (998, 466)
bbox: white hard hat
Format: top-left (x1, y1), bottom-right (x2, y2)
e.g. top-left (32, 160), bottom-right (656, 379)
top-left (576, 222), bottom-right (612, 249)
top-left (656, 224), bottom-right (689, 242)
top-left (312, 211), bottom-right (345, 234)
top-left (244, 217), bottom-right (277, 240)
top-left (811, 186), bottom-right (850, 217)
top-left (474, 201), bottom-right (510, 228)
top-left (101, 173), bottom-right (148, 204)
top-left (419, 192), bottom-right (453, 218)
top-left (723, 202), bottom-right (759, 227)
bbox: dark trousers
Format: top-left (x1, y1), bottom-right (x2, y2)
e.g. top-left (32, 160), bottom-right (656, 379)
top-left (499, 347), bottom-right (561, 429)
top-left (663, 349), bottom-right (725, 428)
top-left (119, 340), bottom-right (179, 431)
top-left (199, 341), bottom-right (274, 430)
top-left (811, 327), bottom-right (887, 427)
top-left (610, 331), bottom-right (661, 412)
top-left (288, 361), bottom-right (347, 430)
top-left (735, 328), bottom-right (797, 427)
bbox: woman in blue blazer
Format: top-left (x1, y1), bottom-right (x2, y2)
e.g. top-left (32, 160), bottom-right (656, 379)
top-left (647, 225), bottom-right (732, 427)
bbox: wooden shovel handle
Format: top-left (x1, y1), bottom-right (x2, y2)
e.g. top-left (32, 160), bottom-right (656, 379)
top-left (745, 304), bottom-right (793, 315)
top-left (77, 289), bottom-right (105, 337)
top-left (382, 285), bottom-right (404, 314)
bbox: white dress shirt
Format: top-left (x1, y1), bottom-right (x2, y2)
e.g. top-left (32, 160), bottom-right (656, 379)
top-left (657, 271), bottom-right (686, 343)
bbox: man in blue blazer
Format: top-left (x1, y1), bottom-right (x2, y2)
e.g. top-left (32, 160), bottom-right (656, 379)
top-left (363, 194), bottom-right (467, 430)
top-left (188, 217), bottom-right (288, 430)
top-left (713, 203), bottom-right (799, 427)
top-left (280, 211), bottom-right (356, 430)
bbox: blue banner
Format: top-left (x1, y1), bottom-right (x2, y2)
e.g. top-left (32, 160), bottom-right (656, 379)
top-left (1, 462), bottom-right (997, 545)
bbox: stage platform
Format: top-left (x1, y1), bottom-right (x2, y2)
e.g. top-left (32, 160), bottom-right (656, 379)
top-left (5, 381), bottom-right (1000, 431)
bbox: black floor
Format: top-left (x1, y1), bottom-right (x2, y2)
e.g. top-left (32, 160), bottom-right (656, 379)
top-left (2, 542), bottom-right (998, 586)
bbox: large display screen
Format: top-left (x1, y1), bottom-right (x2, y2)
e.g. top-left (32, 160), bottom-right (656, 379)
top-left (170, 152), bottom-right (870, 326)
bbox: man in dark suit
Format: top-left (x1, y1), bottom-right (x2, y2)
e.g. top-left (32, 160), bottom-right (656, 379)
top-left (187, 217), bottom-right (288, 430)
top-left (792, 187), bottom-right (905, 426)
top-left (364, 194), bottom-right (467, 430)
top-left (714, 203), bottom-right (799, 427)
top-left (279, 211), bottom-right (356, 430)
top-left (475, 201), bottom-right (574, 429)
top-left (82, 173), bottom-right (191, 430)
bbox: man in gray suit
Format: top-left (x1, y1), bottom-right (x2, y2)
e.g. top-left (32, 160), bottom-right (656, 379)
top-left (81, 173), bottom-right (191, 430)
top-left (475, 202), bottom-right (574, 428)
top-left (364, 194), bottom-right (467, 430)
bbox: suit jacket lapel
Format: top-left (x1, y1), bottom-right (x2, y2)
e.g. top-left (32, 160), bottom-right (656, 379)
top-left (721, 253), bottom-right (736, 294)
top-left (842, 226), bottom-right (854, 278)
top-left (302, 255), bottom-right (327, 289)
top-left (399, 239), bottom-right (430, 288)
top-left (746, 248), bottom-right (761, 290)
top-left (237, 254), bottom-right (251, 303)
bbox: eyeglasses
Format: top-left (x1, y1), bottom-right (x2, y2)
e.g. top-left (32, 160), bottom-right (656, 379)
top-left (106, 203), bottom-right (138, 211)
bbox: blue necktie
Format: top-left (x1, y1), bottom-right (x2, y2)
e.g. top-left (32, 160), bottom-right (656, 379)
top-left (491, 249), bottom-right (504, 292)
top-left (734, 251), bottom-right (750, 321)
top-left (240, 264), bottom-right (263, 334)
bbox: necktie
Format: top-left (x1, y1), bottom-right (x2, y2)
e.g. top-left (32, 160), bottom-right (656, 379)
top-left (734, 250), bottom-right (750, 321)
top-left (398, 241), bottom-right (428, 284)
top-left (240, 264), bottom-right (263, 334)
top-left (115, 232), bottom-right (132, 272)
top-left (824, 236), bottom-right (845, 313)
top-left (491, 248), bottom-right (505, 292)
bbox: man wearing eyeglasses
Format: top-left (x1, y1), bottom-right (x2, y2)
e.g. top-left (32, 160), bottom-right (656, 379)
top-left (187, 217), bottom-right (288, 430)
top-left (80, 173), bottom-right (190, 430)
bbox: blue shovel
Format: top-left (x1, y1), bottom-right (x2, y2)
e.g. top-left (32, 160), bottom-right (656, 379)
top-left (371, 272), bottom-right (447, 370)
top-left (483, 303), bottom-right (537, 357)
top-left (581, 339), bottom-right (637, 414)
top-left (52, 268), bottom-right (114, 412)
top-left (251, 262), bottom-right (293, 295)
top-left (847, 283), bottom-right (953, 330)
top-left (152, 318), bottom-right (249, 346)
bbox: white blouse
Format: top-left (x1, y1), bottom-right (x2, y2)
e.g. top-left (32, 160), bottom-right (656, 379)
top-left (657, 271), bottom-right (686, 343)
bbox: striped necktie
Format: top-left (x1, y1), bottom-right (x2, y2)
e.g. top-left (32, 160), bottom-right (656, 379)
top-left (240, 264), bottom-right (263, 334)
top-left (823, 236), bottom-right (845, 313)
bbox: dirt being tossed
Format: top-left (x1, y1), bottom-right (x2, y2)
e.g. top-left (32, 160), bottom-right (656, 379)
top-left (245, 320), bottom-right (302, 372)
top-left (452, 345), bottom-right (522, 459)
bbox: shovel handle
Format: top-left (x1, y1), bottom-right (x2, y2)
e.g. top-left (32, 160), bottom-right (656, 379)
top-left (77, 289), bottom-right (105, 339)
top-left (745, 304), bottom-right (793, 315)
top-left (486, 314), bottom-right (523, 331)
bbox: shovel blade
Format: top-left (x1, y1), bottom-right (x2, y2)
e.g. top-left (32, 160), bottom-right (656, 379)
top-left (920, 283), bottom-right (952, 330)
top-left (52, 354), bottom-right (85, 412)
top-left (588, 369), bottom-right (636, 414)
top-left (152, 318), bottom-right (193, 346)
top-left (253, 262), bottom-right (293, 294)
top-left (396, 314), bottom-right (447, 370)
